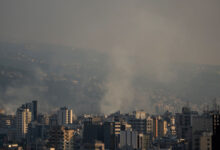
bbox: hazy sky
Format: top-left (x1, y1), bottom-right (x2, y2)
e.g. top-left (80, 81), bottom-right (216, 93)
top-left (0, 0), bottom-right (220, 65)
top-left (1, 0), bottom-right (220, 114)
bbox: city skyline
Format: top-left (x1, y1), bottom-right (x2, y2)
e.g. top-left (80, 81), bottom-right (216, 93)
top-left (0, 99), bottom-right (219, 149)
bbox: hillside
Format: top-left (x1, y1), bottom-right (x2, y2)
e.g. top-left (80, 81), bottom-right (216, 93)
top-left (0, 42), bottom-right (220, 114)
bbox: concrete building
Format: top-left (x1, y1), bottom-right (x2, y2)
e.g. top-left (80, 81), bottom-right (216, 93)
top-left (0, 114), bottom-right (15, 129)
top-left (32, 100), bottom-right (38, 121)
top-left (192, 131), bottom-right (212, 150)
top-left (133, 111), bottom-right (146, 120)
top-left (212, 113), bottom-right (220, 150)
top-left (138, 133), bottom-right (150, 150)
top-left (144, 133), bottom-right (153, 150)
top-left (48, 126), bottom-right (75, 150)
top-left (26, 122), bottom-right (49, 149)
top-left (82, 141), bottom-right (105, 150)
top-left (153, 116), bottom-right (158, 138)
top-left (21, 101), bottom-right (38, 121)
top-left (170, 116), bottom-right (176, 136)
top-left (152, 137), bottom-right (187, 150)
top-left (16, 100), bottom-right (37, 140)
top-left (200, 132), bottom-right (212, 150)
top-left (83, 120), bottom-right (103, 144)
top-left (152, 116), bottom-right (168, 139)
top-left (16, 108), bottom-right (32, 140)
top-left (158, 119), bottom-right (168, 138)
top-left (121, 122), bottom-right (132, 131)
top-left (175, 107), bottom-right (192, 139)
top-left (146, 116), bottom-right (153, 134)
top-left (113, 121), bottom-right (121, 136)
top-left (120, 129), bottom-right (149, 150)
top-left (120, 129), bottom-right (138, 150)
top-left (129, 112), bottom-right (147, 134)
top-left (83, 118), bottom-right (120, 150)
top-left (175, 107), bottom-right (198, 150)
top-left (103, 121), bottom-right (121, 150)
top-left (192, 114), bottom-right (212, 134)
top-left (0, 113), bottom-right (16, 142)
top-left (191, 114), bottom-right (212, 150)
top-left (57, 107), bottom-right (73, 125)
top-left (112, 121), bottom-right (121, 149)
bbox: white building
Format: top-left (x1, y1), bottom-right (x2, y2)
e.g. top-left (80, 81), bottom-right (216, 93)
top-left (57, 107), bottom-right (73, 125)
top-left (16, 108), bottom-right (32, 140)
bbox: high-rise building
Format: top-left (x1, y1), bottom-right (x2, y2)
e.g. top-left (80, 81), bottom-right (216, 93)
top-left (0, 114), bottom-right (15, 129)
top-left (152, 116), bottom-right (167, 139)
top-left (32, 100), bottom-right (38, 121)
top-left (170, 116), bottom-right (176, 136)
top-left (176, 107), bottom-right (192, 139)
top-left (26, 122), bottom-right (49, 150)
top-left (83, 120), bottom-right (104, 144)
top-left (113, 121), bottom-right (121, 136)
top-left (120, 128), bottom-right (146, 150)
top-left (192, 114), bottom-right (212, 134)
top-left (120, 129), bottom-right (138, 150)
top-left (48, 126), bottom-right (75, 150)
top-left (0, 134), bottom-right (7, 149)
top-left (49, 114), bottom-right (58, 127)
top-left (16, 108), bottom-right (32, 140)
top-left (82, 141), bottom-right (105, 150)
top-left (0, 113), bottom-right (16, 142)
top-left (113, 120), bottom-right (121, 150)
top-left (158, 119), bottom-right (168, 138)
top-left (152, 116), bottom-right (158, 138)
top-left (191, 113), bottom-right (212, 150)
top-left (144, 133), bottom-right (153, 150)
top-left (137, 133), bottom-right (148, 150)
top-left (192, 131), bottom-right (212, 150)
top-left (133, 110), bottom-right (146, 120)
top-left (175, 106), bottom-right (197, 150)
top-left (103, 122), bottom-right (114, 150)
top-left (83, 118), bottom-right (121, 150)
top-left (146, 116), bottom-right (153, 134)
top-left (57, 107), bottom-right (73, 125)
top-left (103, 121), bottom-right (122, 150)
top-left (129, 112), bottom-right (147, 134)
top-left (21, 100), bottom-right (38, 121)
top-left (200, 132), bottom-right (212, 150)
top-left (212, 113), bottom-right (220, 150)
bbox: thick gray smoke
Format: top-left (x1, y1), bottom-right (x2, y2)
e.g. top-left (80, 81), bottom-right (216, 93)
top-left (100, 48), bottom-right (136, 114)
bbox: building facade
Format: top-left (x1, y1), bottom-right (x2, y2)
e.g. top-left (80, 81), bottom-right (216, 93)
top-left (48, 126), bottom-right (75, 150)
top-left (57, 107), bottom-right (73, 125)
top-left (16, 108), bottom-right (32, 140)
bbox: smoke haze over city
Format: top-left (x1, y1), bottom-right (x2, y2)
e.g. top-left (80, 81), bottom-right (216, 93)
top-left (0, 0), bottom-right (220, 114)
